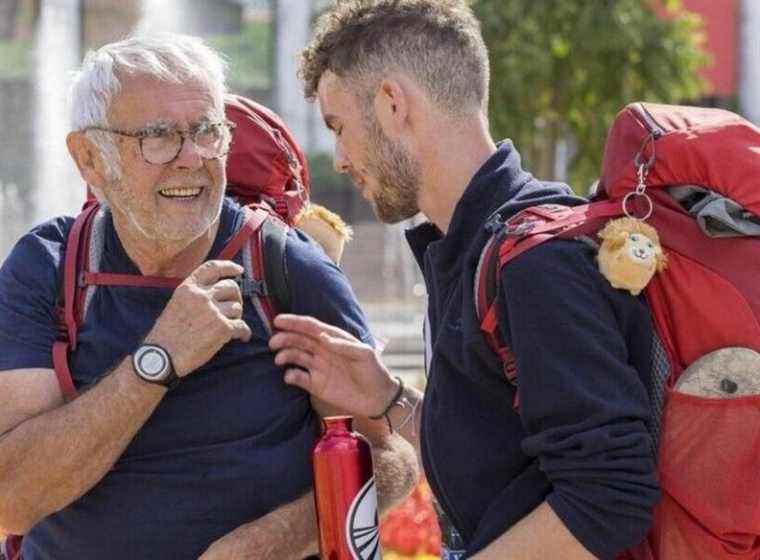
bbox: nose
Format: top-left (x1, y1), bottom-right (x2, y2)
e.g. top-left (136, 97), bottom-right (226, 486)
top-left (333, 140), bottom-right (350, 174)
top-left (172, 134), bottom-right (204, 171)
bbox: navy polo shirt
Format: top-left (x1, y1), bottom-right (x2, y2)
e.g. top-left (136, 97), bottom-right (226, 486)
top-left (0, 197), bottom-right (372, 559)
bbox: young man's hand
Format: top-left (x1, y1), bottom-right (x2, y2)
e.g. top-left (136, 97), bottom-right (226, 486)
top-left (269, 314), bottom-right (399, 419)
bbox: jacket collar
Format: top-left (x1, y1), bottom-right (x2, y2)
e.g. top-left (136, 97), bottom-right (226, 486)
top-left (406, 141), bottom-right (581, 273)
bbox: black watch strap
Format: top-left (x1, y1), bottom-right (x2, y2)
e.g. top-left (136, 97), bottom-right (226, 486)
top-left (132, 344), bottom-right (180, 390)
top-left (161, 366), bottom-right (181, 391)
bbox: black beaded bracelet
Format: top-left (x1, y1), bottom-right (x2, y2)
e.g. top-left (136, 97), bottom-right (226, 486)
top-left (369, 376), bottom-right (405, 432)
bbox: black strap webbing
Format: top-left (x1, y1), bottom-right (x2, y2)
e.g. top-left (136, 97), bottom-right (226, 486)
top-left (261, 218), bottom-right (291, 314)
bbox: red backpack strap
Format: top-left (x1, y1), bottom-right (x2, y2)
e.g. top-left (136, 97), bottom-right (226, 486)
top-left (219, 205), bottom-right (290, 332)
top-left (53, 204), bottom-right (101, 402)
top-left (52, 204), bottom-right (282, 402)
top-left (218, 205), bottom-right (270, 261)
top-left (475, 201), bottom-right (626, 407)
top-left (242, 210), bottom-right (290, 332)
top-left (61, 204), bottom-right (99, 348)
top-left (81, 273), bottom-right (182, 289)
top-left (474, 229), bottom-right (520, 407)
top-left (3, 534), bottom-right (22, 560)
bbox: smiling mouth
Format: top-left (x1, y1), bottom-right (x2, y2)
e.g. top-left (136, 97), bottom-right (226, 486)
top-left (158, 187), bottom-right (204, 200)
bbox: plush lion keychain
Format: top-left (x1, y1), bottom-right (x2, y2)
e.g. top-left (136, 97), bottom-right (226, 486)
top-left (597, 216), bottom-right (667, 296)
top-left (294, 203), bottom-right (353, 265)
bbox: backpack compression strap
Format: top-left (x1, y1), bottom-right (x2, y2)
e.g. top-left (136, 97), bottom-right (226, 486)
top-left (3, 534), bottom-right (21, 560)
top-left (234, 211), bottom-right (290, 334)
top-left (475, 200), bottom-right (624, 405)
top-left (53, 205), bottom-right (272, 402)
top-left (53, 203), bottom-right (100, 402)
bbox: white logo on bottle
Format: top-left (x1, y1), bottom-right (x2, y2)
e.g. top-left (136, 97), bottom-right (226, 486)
top-left (345, 477), bottom-right (381, 560)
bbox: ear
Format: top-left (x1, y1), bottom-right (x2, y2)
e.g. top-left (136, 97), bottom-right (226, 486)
top-left (66, 131), bottom-right (110, 190)
top-left (373, 77), bottom-right (410, 140)
top-left (606, 230), bottom-right (628, 250)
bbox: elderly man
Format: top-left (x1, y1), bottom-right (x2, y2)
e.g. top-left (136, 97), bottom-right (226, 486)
top-left (0, 34), bottom-right (415, 559)
top-left (270, 1), bottom-right (661, 559)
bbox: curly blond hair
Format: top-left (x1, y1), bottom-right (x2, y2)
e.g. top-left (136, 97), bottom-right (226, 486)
top-left (298, 0), bottom-right (489, 117)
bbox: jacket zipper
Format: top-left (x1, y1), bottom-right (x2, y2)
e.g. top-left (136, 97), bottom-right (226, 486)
top-left (420, 252), bottom-right (473, 545)
top-left (420, 383), bottom-right (472, 544)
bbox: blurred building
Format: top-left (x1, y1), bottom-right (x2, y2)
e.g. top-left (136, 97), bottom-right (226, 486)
top-left (681, 0), bottom-right (739, 104)
top-left (678, 0), bottom-right (760, 123)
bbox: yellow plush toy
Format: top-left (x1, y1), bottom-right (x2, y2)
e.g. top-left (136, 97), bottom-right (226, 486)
top-left (294, 203), bottom-right (353, 265)
top-left (597, 217), bottom-right (667, 296)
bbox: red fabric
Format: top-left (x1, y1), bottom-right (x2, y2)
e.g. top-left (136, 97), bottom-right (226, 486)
top-left (52, 341), bottom-right (77, 402)
top-left (600, 103), bottom-right (760, 217)
top-left (216, 206), bottom-right (270, 261)
top-left (625, 390), bottom-right (760, 560)
top-left (53, 203), bottom-right (271, 404)
top-left (224, 95), bottom-right (309, 225)
top-left (82, 272), bottom-right (182, 290)
top-left (4, 534), bottom-right (22, 560)
top-left (646, 248), bottom-right (760, 372)
top-left (479, 103), bottom-right (760, 559)
top-left (63, 204), bottom-right (98, 349)
top-left (250, 215), bottom-right (276, 325)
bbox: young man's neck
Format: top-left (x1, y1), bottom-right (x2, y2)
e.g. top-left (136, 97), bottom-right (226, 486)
top-left (417, 112), bottom-right (497, 234)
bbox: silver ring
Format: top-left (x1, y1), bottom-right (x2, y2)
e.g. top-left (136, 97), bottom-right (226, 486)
top-left (622, 191), bottom-right (654, 221)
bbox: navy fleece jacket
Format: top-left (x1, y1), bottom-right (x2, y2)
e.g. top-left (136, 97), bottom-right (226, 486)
top-left (407, 142), bottom-right (660, 559)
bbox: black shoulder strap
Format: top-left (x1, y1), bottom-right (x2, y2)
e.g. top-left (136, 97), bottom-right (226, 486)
top-left (261, 217), bottom-right (291, 314)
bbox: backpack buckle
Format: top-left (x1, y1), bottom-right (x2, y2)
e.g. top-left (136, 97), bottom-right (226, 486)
top-left (485, 212), bottom-right (538, 238)
top-left (485, 213), bottom-right (505, 235)
top-left (236, 276), bottom-right (267, 298)
top-left (504, 220), bottom-right (536, 237)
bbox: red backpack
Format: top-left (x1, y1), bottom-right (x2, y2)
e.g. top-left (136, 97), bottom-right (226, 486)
top-left (475, 103), bottom-right (760, 559)
top-left (2, 95), bottom-right (309, 560)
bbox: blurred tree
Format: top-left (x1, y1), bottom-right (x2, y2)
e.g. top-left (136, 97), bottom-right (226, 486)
top-left (471, 0), bottom-right (708, 192)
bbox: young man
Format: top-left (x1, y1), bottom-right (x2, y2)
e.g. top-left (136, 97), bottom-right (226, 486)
top-left (270, 1), bottom-right (660, 558)
top-left (0, 33), bottom-right (416, 559)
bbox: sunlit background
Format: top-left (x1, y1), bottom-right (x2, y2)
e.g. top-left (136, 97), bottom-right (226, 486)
top-left (0, 1), bottom-right (758, 557)
top-left (0, 0), bottom-right (757, 433)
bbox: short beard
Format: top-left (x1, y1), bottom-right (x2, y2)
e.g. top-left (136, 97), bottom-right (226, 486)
top-left (364, 115), bottom-right (421, 224)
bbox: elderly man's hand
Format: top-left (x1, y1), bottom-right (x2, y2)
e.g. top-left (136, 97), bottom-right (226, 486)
top-left (269, 314), bottom-right (398, 418)
top-left (146, 260), bottom-right (252, 377)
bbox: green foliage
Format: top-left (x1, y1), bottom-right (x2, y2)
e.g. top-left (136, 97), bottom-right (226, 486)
top-left (471, 0), bottom-right (709, 192)
top-left (0, 38), bottom-right (31, 79)
top-left (308, 152), bottom-right (352, 191)
top-left (208, 18), bottom-right (272, 91)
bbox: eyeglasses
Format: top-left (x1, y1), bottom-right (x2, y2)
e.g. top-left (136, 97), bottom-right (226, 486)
top-left (83, 120), bottom-right (237, 165)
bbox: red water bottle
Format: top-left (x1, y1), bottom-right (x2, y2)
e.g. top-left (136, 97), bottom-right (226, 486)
top-left (312, 416), bottom-right (381, 560)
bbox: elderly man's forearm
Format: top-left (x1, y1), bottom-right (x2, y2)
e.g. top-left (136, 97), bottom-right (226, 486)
top-left (353, 383), bottom-right (424, 469)
top-left (371, 432), bottom-right (420, 514)
top-left (0, 358), bottom-right (165, 534)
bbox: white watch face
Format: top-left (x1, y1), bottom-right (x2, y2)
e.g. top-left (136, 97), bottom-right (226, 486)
top-left (137, 347), bottom-right (167, 379)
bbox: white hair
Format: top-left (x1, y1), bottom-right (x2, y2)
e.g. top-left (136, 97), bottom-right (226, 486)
top-left (69, 33), bottom-right (228, 180)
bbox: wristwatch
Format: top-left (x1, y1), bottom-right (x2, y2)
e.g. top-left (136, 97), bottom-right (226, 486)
top-left (132, 344), bottom-right (180, 390)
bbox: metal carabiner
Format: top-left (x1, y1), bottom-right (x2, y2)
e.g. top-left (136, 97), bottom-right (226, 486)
top-left (634, 131), bottom-right (657, 173)
top-left (622, 191), bottom-right (654, 221)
